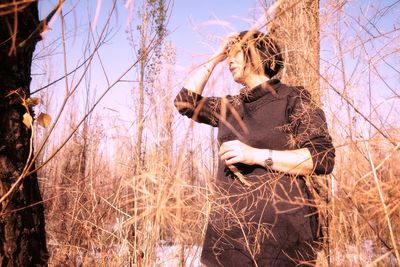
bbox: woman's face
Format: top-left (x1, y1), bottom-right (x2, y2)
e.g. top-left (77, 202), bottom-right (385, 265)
top-left (228, 45), bottom-right (248, 84)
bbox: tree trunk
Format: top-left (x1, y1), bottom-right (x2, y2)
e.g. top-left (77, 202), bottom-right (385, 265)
top-left (269, 0), bottom-right (320, 103)
top-left (0, 1), bottom-right (48, 266)
top-left (269, 0), bottom-right (332, 263)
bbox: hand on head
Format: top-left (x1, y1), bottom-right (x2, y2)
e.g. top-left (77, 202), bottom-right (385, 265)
top-left (212, 33), bottom-right (240, 63)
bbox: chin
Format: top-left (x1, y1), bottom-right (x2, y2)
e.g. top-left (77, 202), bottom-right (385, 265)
top-left (232, 75), bottom-right (244, 84)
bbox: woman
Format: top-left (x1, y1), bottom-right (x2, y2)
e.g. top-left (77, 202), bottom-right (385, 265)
top-left (174, 31), bottom-right (335, 266)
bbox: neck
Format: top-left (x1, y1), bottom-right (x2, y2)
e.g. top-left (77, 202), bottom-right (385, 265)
top-left (243, 73), bottom-right (270, 89)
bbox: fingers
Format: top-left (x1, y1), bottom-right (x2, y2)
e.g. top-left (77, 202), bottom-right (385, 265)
top-left (225, 156), bottom-right (240, 166)
top-left (214, 34), bottom-right (240, 62)
top-left (226, 35), bottom-right (239, 46)
top-left (225, 33), bottom-right (240, 44)
top-left (220, 150), bottom-right (240, 166)
top-left (219, 140), bottom-right (242, 165)
top-left (219, 140), bottom-right (255, 166)
top-left (218, 140), bottom-right (239, 156)
top-left (219, 150), bottom-right (236, 161)
top-left (223, 34), bottom-right (240, 55)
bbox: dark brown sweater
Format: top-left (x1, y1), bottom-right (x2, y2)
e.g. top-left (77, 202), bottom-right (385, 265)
top-left (174, 79), bottom-right (335, 266)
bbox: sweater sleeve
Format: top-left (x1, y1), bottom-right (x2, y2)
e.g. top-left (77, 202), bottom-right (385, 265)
top-left (289, 88), bottom-right (335, 175)
top-left (174, 88), bottom-right (221, 127)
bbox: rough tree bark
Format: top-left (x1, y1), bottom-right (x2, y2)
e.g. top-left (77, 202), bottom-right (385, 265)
top-left (269, 0), bottom-right (321, 103)
top-left (0, 1), bottom-right (48, 265)
top-left (269, 0), bottom-right (332, 263)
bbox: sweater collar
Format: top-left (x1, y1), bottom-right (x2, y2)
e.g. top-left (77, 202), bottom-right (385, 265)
top-left (239, 79), bottom-right (281, 103)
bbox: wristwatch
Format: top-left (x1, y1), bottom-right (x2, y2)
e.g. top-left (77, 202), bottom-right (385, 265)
top-left (264, 149), bottom-right (273, 168)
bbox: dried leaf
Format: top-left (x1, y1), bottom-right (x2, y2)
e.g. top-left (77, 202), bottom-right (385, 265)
top-left (37, 113), bottom-right (51, 127)
top-left (26, 97), bottom-right (41, 106)
top-left (22, 113), bottom-right (33, 128)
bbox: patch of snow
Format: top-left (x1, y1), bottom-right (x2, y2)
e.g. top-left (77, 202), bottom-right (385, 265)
top-left (333, 240), bottom-right (398, 266)
top-left (155, 244), bottom-right (202, 267)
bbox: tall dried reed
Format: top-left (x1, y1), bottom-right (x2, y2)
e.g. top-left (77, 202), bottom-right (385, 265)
top-left (30, 0), bottom-right (399, 266)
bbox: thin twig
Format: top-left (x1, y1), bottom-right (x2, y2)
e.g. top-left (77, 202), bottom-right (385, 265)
top-left (366, 143), bottom-right (400, 263)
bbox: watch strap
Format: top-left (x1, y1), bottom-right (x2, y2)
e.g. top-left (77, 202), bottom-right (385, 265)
top-left (264, 149), bottom-right (273, 168)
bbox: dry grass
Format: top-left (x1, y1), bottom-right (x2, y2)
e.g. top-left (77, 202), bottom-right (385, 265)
top-left (28, 0), bottom-right (400, 266)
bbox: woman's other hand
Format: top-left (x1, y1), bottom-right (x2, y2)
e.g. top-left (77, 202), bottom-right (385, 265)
top-left (219, 140), bottom-right (315, 175)
top-left (219, 140), bottom-right (256, 166)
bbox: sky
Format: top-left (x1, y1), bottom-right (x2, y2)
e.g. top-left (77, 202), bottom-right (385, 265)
top-left (168, 0), bottom-right (263, 63)
top-left (33, 0), bottom-right (265, 133)
top-left (32, 0), bottom-right (400, 151)
top-left (30, 0), bottom-right (270, 160)
top-left (36, 0), bottom-right (267, 75)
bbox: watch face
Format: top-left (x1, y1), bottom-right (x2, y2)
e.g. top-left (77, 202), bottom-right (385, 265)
top-left (264, 158), bottom-right (273, 167)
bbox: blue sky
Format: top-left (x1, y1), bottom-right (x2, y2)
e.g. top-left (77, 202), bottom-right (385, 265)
top-left (33, 0), bottom-right (400, 145)
top-left (168, 0), bottom-right (262, 63)
top-left (33, 0), bottom-right (264, 121)
top-left (36, 0), bottom-right (264, 71)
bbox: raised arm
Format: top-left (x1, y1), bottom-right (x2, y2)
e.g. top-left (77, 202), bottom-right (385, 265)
top-left (183, 35), bottom-right (234, 94)
top-left (174, 35), bottom-right (237, 126)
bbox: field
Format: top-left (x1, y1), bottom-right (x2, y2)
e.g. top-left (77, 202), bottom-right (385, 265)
top-left (26, 0), bottom-right (400, 266)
